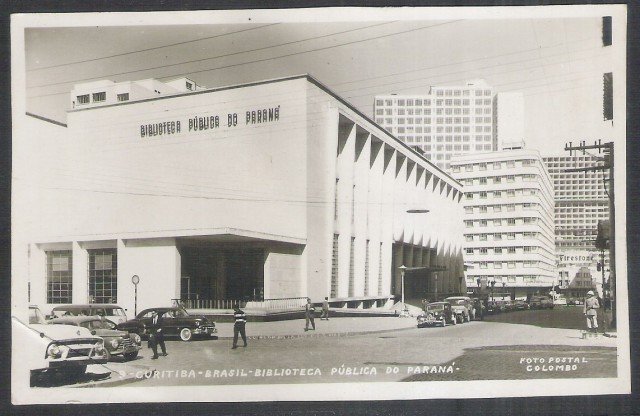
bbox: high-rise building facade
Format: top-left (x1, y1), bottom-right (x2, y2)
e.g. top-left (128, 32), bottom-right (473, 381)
top-left (493, 92), bottom-right (525, 149)
top-left (374, 80), bottom-right (496, 171)
top-left (450, 148), bottom-right (556, 299)
top-left (543, 155), bottom-right (609, 297)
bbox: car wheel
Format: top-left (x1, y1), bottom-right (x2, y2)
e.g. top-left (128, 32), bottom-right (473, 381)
top-left (124, 351), bottom-right (138, 360)
top-left (465, 313), bottom-right (470, 323)
top-left (451, 315), bottom-right (457, 325)
top-left (180, 327), bottom-right (193, 341)
top-left (441, 317), bottom-right (446, 327)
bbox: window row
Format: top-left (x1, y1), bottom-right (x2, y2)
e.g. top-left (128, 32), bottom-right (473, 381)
top-left (465, 231), bottom-right (540, 241)
top-left (46, 249), bottom-right (117, 304)
top-left (464, 217), bottom-right (542, 227)
top-left (464, 202), bottom-right (541, 213)
top-left (465, 246), bottom-right (541, 255)
top-left (473, 260), bottom-right (542, 269)
top-left (464, 188), bottom-right (540, 199)
top-left (451, 159), bottom-right (538, 172)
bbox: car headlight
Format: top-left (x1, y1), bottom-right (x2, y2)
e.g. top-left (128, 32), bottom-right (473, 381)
top-left (47, 344), bottom-right (61, 358)
top-left (195, 320), bottom-right (201, 327)
top-left (131, 333), bottom-right (141, 344)
top-left (109, 338), bottom-right (120, 349)
top-left (94, 342), bottom-right (105, 354)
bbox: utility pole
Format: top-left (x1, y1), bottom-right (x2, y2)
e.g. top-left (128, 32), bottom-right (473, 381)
top-left (564, 140), bottom-right (615, 329)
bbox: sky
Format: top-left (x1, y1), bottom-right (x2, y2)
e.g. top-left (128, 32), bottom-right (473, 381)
top-left (22, 9), bottom-right (623, 155)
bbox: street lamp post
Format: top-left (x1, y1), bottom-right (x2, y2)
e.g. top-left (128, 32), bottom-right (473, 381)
top-left (434, 273), bottom-right (438, 302)
top-left (399, 265), bottom-right (408, 317)
top-left (131, 275), bottom-right (140, 316)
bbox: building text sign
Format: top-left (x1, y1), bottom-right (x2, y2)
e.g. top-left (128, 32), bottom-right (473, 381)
top-left (139, 105), bottom-right (280, 138)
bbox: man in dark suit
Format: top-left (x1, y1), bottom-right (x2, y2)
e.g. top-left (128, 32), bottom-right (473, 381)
top-left (149, 310), bottom-right (167, 359)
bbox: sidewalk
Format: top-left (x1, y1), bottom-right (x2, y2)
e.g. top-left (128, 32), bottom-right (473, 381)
top-left (214, 315), bottom-right (418, 339)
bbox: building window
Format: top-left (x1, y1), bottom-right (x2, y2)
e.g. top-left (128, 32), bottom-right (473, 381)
top-left (186, 81), bottom-right (193, 90)
top-left (480, 220), bottom-right (488, 227)
top-left (117, 93), bottom-right (130, 102)
top-left (480, 192), bottom-right (487, 199)
top-left (479, 178), bottom-right (487, 185)
top-left (77, 94), bottom-right (90, 104)
top-left (88, 248), bottom-right (117, 303)
top-left (465, 235), bottom-right (474, 242)
top-left (507, 218), bottom-right (516, 226)
top-left (479, 234), bottom-right (488, 241)
top-left (466, 248), bottom-right (474, 255)
top-left (494, 233), bottom-right (502, 240)
top-left (494, 205), bottom-right (502, 212)
top-left (508, 247), bottom-right (516, 254)
top-left (465, 220), bottom-right (474, 228)
top-left (46, 250), bottom-right (73, 304)
top-left (92, 92), bottom-right (106, 102)
top-left (507, 232), bottom-right (516, 240)
top-left (507, 175), bottom-right (515, 182)
top-left (495, 248), bottom-right (503, 254)
top-left (479, 262), bottom-right (488, 269)
top-left (331, 235), bottom-right (339, 297)
top-left (508, 262), bottom-right (516, 269)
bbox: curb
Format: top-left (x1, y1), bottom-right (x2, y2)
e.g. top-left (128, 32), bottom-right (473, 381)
top-left (216, 324), bottom-right (418, 340)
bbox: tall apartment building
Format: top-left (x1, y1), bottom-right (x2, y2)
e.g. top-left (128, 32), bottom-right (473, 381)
top-left (543, 155), bottom-right (609, 297)
top-left (374, 79), bottom-right (496, 171)
top-left (450, 148), bottom-right (556, 299)
top-left (493, 92), bottom-right (525, 149)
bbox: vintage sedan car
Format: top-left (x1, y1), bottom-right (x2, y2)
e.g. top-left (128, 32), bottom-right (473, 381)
top-left (529, 296), bottom-right (554, 309)
top-left (417, 302), bottom-right (456, 327)
top-left (49, 316), bottom-right (142, 360)
top-left (444, 296), bottom-right (472, 323)
top-left (117, 307), bottom-right (217, 341)
top-left (50, 304), bottom-right (128, 324)
top-left (14, 306), bottom-right (108, 386)
top-left (513, 299), bottom-right (530, 310)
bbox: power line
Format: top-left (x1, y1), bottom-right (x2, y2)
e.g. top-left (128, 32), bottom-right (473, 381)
top-left (26, 24), bottom-right (280, 72)
top-left (27, 20), bottom-right (458, 94)
top-left (27, 21), bottom-right (399, 90)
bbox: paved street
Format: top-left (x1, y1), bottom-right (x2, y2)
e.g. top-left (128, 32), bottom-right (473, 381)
top-left (66, 307), bottom-right (618, 388)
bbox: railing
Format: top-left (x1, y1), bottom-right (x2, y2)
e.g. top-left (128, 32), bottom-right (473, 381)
top-left (175, 298), bottom-right (245, 310)
top-left (245, 297), bottom-right (308, 310)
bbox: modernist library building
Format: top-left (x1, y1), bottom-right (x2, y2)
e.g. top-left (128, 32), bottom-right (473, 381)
top-left (14, 75), bottom-right (466, 315)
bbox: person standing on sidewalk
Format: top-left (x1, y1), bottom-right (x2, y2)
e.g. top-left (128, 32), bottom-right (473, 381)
top-left (320, 297), bottom-right (330, 320)
top-left (232, 304), bottom-right (247, 349)
top-left (149, 310), bottom-right (167, 359)
top-left (304, 298), bottom-right (316, 331)
top-left (584, 290), bottom-right (600, 333)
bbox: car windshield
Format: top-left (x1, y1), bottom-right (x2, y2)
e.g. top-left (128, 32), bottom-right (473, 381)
top-left (80, 320), bottom-right (115, 330)
top-left (173, 309), bottom-right (189, 318)
top-left (29, 307), bottom-right (46, 325)
top-left (447, 299), bottom-right (466, 305)
top-left (426, 304), bottom-right (445, 311)
top-left (104, 308), bottom-right (126, 316)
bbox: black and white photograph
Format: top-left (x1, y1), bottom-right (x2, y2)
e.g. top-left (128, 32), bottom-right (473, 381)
top-left (10, 5), bottom-right (630, 404)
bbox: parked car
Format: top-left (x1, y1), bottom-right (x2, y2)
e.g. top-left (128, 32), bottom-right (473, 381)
top-left (552, 294), bottom-right (568, 306)
top-left (50, 304), bottom-right (129, 324)
top-left (117, 307), bottom-right (217, 341)
top-left (470, 297), bottom-right (485, 320)
top-left (513, 299), bottom-right (530, 310)
top-left (529, 296), bottom-right (554, 309)
top-left (14, 306), bottom-right (108, 386)
top-left (417, 302), bottom-right (456, 327)
top-left (49, 316), bottom-right (142, 360)
top-left (485, 300), bottom-right (500, 314)
top-left (444, 296), bottom-right (472, 323)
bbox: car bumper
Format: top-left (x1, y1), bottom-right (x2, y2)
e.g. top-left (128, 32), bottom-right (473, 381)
top-left (194, 326), bottom-right (217, 336)
top-left (48, 356), bottom-right (108, 368)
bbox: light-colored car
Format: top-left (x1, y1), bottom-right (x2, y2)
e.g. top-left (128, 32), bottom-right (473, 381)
top-left (444, 296), bottom-right (473, 323)
top-left (50, 316), bottom-right (142, 360)
top-left (14, 306), bottom-right (108, 386)
top-left (50, 304), bottom-right (128, 324)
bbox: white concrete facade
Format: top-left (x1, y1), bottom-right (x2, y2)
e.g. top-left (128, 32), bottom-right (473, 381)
top-left (543, 155), bottom-right (610, 296)
top-left (493, 92), bottom-right (525, 150)
top-left (450, 149), bottom-right (556, 299)
top-left (374, 79), bottom-right (496, 171)
top-left (14, 75), bottom-right (465, 316)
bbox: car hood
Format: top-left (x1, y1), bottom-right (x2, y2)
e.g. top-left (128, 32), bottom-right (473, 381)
top-left (94, 328), bottom-right (130, 337)
top-left (450, 305), bottom-right (466, 311)
top-left (30, 323), bottom-right (96, 340)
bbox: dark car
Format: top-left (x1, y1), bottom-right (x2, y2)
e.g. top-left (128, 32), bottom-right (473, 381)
top-left (49, 316), bottom-right (142, 360)
top-left (529, 296), bottom-right (554, 310)
top-left (117, 307), bottom-right (217, 341)
top-left (513, 299), bottom-right (529, 310)
top-left (417, 302), bottom-right (456, 327)
top-left (485, 300), bottom-right (500, 314)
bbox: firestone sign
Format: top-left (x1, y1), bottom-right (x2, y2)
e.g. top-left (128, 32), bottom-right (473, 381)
top-left (139, 105), bottom-right (280, 138)
top-left (558, 253), bottom-right (596, 264)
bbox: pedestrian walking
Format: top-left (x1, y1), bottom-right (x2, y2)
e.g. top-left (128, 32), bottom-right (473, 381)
top-left (583, 290), bottom-right (600, 333)
top-left (149, 310), bottom-right (167, 359)
top-left (304, 298), bottom-right (316, 331)
top-left (231, 304), bottom-right (247, 349)
top-left (320, 297), bottom-right (330, 320)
